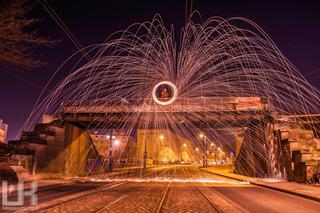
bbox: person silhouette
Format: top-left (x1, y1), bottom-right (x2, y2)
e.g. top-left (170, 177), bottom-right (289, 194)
top-left (161, 87), bottom-right (169, 101)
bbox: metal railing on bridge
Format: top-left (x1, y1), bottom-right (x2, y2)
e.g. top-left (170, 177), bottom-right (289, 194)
top-left (60, 97), bottom-right (269, 114)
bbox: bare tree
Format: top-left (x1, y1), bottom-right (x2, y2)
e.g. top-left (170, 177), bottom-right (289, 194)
top-left (0, 0), bottom-right (55, 69)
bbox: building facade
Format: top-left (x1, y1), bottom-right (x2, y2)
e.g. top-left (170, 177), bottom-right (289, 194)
top-left (0, 119), bottom-right (8, 144)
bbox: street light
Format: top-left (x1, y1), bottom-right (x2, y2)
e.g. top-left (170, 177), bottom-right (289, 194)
top-left (181, 143), bottom-right (187, 162)
top-left (114, 139), bottom-right (120, 146)
top-left (220, 151), bottom-right (226, 163)
top-left (194, 147), bottom-right (199, 163)
top-left (107, 135), bottom-right (116, 139)
top-left (199, 133), bottom-right (207, 167)
top-left (156, 135), bottom-right (164, 164)
top-left (107, 131), bottom-right (116, 172)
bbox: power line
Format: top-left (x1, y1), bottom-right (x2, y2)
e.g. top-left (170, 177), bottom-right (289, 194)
top-left (39, 0), bottom-right (91, 61)
top-left (185, 0), bottom-right (194, 24)
top-left (42, 0), bottom-right (83, 49)
top-left (305, 68), bottom-right (320, 77)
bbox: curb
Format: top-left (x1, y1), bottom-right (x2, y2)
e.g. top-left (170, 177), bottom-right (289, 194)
top-left (201, 168), bottom-right (320, 203)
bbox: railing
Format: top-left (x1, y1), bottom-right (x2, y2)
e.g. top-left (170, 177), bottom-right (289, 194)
top-left (60, 97), bottom-right (268, 114)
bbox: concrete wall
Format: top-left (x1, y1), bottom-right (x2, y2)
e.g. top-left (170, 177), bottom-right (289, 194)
top-left (35, 125), bottom-right (67, 173)
top-left (64, 124), bottom-right (92, 176)
top-left (28, 123), bottom-right (97, 176)
top-left (234, 121), bottom-right (269, 177)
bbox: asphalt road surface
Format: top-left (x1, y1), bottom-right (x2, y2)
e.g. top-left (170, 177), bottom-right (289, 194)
top-left (3, 165), bottom-right (320, 212)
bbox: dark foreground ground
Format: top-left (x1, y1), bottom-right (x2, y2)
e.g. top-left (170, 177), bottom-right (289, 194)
top-left (1, 165), bottom-right (320, 212)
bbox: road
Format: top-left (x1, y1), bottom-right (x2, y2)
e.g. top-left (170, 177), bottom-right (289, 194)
top-left (3, 165), bottom-right (320, 212)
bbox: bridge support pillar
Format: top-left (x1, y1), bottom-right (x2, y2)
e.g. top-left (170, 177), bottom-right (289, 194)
top-left (64, 124), bottom-right (92, 176)
top-left (234, 120), bottom-right (269, 177)
top-left (18, 122), bottom-right (98, 177)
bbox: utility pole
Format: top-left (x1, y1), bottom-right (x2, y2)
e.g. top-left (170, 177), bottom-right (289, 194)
top-left (107, 130), bottom-right (114, 172)
top-left (143, 136), bottom-right (147, 169)
top-left (181, 144), bottom-right (183, 162)
top-left (204, 136), bottom-right (207, 167)
top-left (200, 133), bottom-right (207, 167)
top-left (215, 148), bottom-right (217, 164)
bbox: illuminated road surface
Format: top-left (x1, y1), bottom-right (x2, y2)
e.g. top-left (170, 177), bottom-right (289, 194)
top-left (10, 165), bottom-right (320, 212)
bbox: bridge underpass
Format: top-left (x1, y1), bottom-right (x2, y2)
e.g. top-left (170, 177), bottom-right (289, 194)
top-left (7, 97), bottom-right (287, 178)
top-left (7, 97), bottom-right (320, 182)
top-left (4, 100), bottom-right (320, 212)
top-left (58, 99), bottom-right (276, 176)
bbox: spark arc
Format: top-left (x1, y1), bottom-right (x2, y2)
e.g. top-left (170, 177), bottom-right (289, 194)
top-left (152, 81), bottom-right (178, 105)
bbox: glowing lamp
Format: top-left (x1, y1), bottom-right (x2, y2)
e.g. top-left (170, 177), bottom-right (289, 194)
top-left (114, 139), bottom-right (120, 146)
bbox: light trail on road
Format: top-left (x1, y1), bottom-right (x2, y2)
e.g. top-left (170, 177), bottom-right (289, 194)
top-left (16, 165), bottom-right (320, 212)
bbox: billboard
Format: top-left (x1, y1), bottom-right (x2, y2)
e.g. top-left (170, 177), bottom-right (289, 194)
top-left (235, 97), bottom-right (262, 110)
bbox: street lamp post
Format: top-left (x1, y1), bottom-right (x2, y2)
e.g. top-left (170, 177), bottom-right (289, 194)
top-left (199, 133), bottom-right (207, 167)
top-left (180, 143), bottom-right (187, 162)
top-left (215, 148), bottom-right (217, 164)
top-left (156, 135), bottom-right (164, 165)
top-left (210, 145), bottom-right (218, 165)
top-left (107, 131), bottom-right (116, 172)
top-left (143, 136), bottom-right (147, 169)
top-left (217, 147), bottom-right (221, 164)
top-left (194, 147), bottom-right (199, 163)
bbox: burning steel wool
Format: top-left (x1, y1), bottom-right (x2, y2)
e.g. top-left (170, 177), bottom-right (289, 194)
top-left (20, 14), bottom-right (320, 179)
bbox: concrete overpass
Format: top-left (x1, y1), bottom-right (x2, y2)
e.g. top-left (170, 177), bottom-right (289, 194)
top-left (6, 96), bottom-right (320, 181)
top-left (59, 97), bottom-right (272, 128)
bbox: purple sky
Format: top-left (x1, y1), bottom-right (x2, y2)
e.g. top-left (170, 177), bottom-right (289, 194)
top-left (1, 0), bottom-right (320, 141)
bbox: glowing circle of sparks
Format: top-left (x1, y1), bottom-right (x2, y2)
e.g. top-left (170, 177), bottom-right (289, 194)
top-left (152, 81), bottom-right (178, 105)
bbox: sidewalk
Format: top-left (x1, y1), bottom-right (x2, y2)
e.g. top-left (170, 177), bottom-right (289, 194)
top-left (0, 179), bottom-right (76, 194)
top-left (201, 166), bottom-right (320, 202)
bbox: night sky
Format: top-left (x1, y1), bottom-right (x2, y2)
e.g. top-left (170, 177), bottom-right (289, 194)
top-left (1, 0), bottom-right (320, 141)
